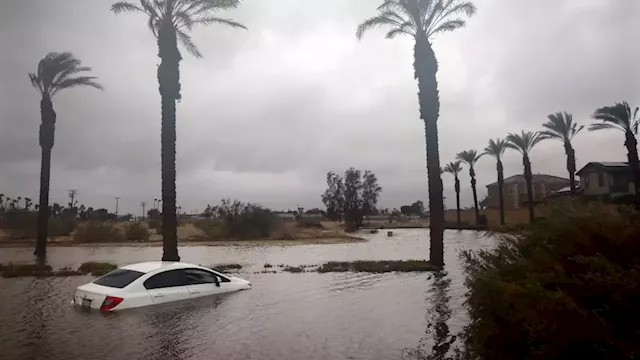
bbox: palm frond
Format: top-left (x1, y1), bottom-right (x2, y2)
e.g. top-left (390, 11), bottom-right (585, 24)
top-left (193, 16), bottom-right (247, 29)
top-left (590, 101), bottom-right (639, 134)
top-left (506, 130), bottom-right (545, 155)
top-left (51, 76), bottom-right (103, 96)
top-left (356, 14), bottom-right (405, 40)
top-left (111, 1), bottom-right (147, 14)
top-left (176, 30), bottom-right (202, 58)
top-left (483, 138), bottom-right (508, 159)
top-left (443, 160), bottom-right (463, 175)
top-left (426, 0), bottom-right (475, 37)
top-left (456, 149), bottom-right (483, 166)
top-left (588, 123), bottom-right (621, 132)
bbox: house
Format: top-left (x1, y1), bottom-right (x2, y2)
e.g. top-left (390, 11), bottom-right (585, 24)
top-left (480, 174), bottom-right (571, 210)
top-left (576, 162), bottom-right (636, 199)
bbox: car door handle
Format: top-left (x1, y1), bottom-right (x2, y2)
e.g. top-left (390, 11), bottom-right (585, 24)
top-left (191, 290), bottom-right (200, 294)
top-left (154, 293), bottom-right (165, 297)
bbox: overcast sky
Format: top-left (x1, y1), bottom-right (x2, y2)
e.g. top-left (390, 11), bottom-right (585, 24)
top-left (1, 0), bottom-right (638, 215)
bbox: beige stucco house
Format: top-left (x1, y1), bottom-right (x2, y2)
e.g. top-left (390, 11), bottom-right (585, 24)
top-left (576, 162), bottom-right (636, 199)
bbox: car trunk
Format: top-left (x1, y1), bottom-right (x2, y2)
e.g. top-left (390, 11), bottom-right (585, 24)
top-left (74, 283), bottom-right (117, 310)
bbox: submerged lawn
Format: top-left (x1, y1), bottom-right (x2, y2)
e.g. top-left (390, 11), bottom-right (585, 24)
top-left (317, 260), bottom-right (438, 273)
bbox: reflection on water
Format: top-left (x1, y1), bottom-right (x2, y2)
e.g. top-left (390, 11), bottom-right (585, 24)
top-left (402, 271), bottom-right (458, 360)
top-left (0, 230), bottom-right (493, 360)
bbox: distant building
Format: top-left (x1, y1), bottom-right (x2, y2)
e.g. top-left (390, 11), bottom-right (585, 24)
top-left (480, 174), bottom-right (571, 210)
top-left (274, 212), bottom-right (296, 220)
top-left (576, 162), bottom-right (636, 200)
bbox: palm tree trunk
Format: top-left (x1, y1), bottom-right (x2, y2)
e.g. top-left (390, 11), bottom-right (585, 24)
top-left (454, 176), bottom-right (461, 225)
top-left (523, 155), bottom-right (535, 222)
top-left (470, 167), bottom-right (479, 224)
top-left (35, 96), bottom-right (55, 259)
top-left (624, 131), bottom-right (640, 208)
top-left (158, 22), bottom-right (181, 262)
top-left (415, 34), bottom-right (444, 267)
top-left (497, 160), bottom-right (505, 226)
top-left (565, 143), bottom-right (577, 195)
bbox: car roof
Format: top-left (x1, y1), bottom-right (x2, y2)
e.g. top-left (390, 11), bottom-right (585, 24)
top-left (120, 261), bottom-right (202, 274)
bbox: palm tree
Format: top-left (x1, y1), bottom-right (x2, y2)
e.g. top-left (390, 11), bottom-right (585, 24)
top-left (590, 101), bottom-right (640, 206)
top-left (540, 112), bottom-right (584, 195)
top-left (483, 138), bottom-right (508, 225)
top-left (506, 131), bottom-right (546, 222)
top-left (111, 0), bottom-right (246, 261)
top-left (356, 0), bottom-right (476, 267)
top-left (456, 150), bottom-right (483, 224)
top-left (29, 52), bottom-right (102, 259)
top-left (443, 161), bottom-right (463, 225)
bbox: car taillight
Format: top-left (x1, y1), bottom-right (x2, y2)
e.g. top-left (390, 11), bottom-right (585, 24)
top-left (100, 296), bottom-right (124, 312)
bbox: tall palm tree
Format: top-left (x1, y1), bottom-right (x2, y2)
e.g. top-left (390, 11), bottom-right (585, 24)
top-left (443, 161), bottom-right (463, 225)
top-left (456, 150), bottom-right (482, 224)
top-left (111, 0), bottom-right (246, 261)
top-left (29, 52), bottom-right (102, 259)
top-left (506, 131), bottom-right (546, 222)
top-left (356, 0), bottom-right (476, 267)
top-left (483, 138), bottom-right (508, 225)
top-left (540, 112), bottom-right (584, 195)
top-left (590, 101), bottom-right (640, 207)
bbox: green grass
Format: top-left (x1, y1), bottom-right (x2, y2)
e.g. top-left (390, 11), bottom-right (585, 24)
top-left (317, 260), bottom-right (438, 273)
top-left (210, 264), bottom-right (243, 272)
top-left (282, 266), bottom-right (304, 273)
top-left (78, 262), bottom-right (118, 276)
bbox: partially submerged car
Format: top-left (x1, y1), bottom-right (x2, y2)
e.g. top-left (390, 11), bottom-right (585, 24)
top-left (73, 261), bottom-right (251, 312)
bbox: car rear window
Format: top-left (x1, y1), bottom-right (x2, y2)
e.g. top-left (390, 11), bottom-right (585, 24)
top-left (93, 269), bottom-right (145, 289)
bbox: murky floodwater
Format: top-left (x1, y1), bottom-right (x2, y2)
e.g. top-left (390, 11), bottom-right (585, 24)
top-left (0, 230), bottom-right (493, 360)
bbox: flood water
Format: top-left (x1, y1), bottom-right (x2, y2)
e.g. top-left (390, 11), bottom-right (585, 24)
top-left (0, 229), bottom-right (493, 360)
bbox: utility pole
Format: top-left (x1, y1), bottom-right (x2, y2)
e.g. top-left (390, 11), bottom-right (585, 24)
top-left (68, 189), bottom-right (77, 209)
top-left (114, 197), bottom-right (120, 218)
top-left (141, 201), bottom-right (147, 219)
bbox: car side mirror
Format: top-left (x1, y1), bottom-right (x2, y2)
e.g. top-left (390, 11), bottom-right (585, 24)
top-left (214, 276), bottom-right (220, 287)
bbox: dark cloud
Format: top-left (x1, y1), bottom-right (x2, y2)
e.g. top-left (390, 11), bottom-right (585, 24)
top-left (1, 0), bottom-right (638, 214)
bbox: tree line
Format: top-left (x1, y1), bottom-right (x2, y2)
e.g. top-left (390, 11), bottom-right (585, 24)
top-left (444, 106), bottom-right (640, 228)
top-left (321, 168), bottom-right (382, 230)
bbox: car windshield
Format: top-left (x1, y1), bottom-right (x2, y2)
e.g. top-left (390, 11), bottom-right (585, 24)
top-left (93, 269), bottom-right (145, 289)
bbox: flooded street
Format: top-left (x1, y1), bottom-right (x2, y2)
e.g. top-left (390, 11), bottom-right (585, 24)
top-left (1, 230), bottom-right (493, 360)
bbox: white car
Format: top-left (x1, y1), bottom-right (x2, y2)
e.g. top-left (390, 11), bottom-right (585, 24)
top-left (73, 261), bottom-right (251, 312)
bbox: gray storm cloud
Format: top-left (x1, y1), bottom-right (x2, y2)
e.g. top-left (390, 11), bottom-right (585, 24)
top-left (1, 0), bottom-right (638, 214)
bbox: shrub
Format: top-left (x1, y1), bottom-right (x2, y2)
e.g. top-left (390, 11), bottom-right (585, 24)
top-left (210, 264), bottom-right (242, 272)
top-left (147, 217), bottom-right (161, 231)
top-left (461, 201), bottom-right (640, 360)
top-left (48, 215), bottom-right (77, 237)
top-left (297, 218), bottom-right (324, 229)
top-left (73, 221), bottom-right (124, 243)
top-left (124, 222), bottom-right (150, 242)
top-left (78, 262), bottom-right (117, 276)
top-left (317, 260), bottom-right (438, 273)
top-left (193, 219), bottom-right (224, 239)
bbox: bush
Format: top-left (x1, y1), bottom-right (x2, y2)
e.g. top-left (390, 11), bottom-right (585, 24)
top-left (124, 222), bottom-right (150, 242)
top-left (48, 215), bottom-right (77, 237)
top-left (78, 261), bottom-right (117, 276)
top-left (193, 219), bottom-right (224, 239)
top-left (202, 199), bottom-right (281, 240)
top-left (297, 218), bottom-right (324, 229)
top-left (461, 201), bottom-right (640, 360)
top-left (317, 260), bottom-right (438, 273)
top-left (73, 221), bottom-right (124, 243)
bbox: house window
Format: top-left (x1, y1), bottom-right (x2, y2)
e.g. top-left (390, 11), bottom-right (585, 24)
top-left (598, 172), bottom-right (604, 187)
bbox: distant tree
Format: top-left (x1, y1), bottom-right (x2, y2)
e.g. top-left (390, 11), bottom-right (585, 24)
top-left (147, 208), bottom-right (161, 218)
top-left (540, 112), bottom-right (584, 195)
top-left (356, 0), bottom-right (476, 267)
top-left (590, 101), bottom-right (640, 207)
top-left (457, 150), bottom-right (483, 224)
top-left (507, 131), bottom-right (546, 222)
top-left (343, 168), bottom-right (363, 227)
top-left (443, 161), bottom-right (463, 225)
top-left (484, 138), bottom-right (509, 225)
top-left (29, 52), bottom-right (102, 259)
top-left (111, 0), bottom-right (247, 262)
top-left (304, 208), bottom-right (325, 216)
top-left (361, 170), bottom-right (382, 220)
top-left (400, 205), bottom-right (413, 216)
top-left (321, 172), bottom-right (345, 221)
top-left (411, 200), bottom-right (425, 216)
top-left (92, 208), bottom-right (116, 222)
